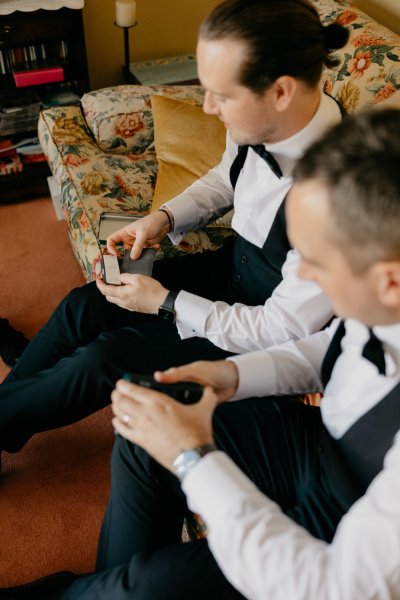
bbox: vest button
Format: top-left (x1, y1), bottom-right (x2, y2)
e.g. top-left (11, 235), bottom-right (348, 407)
top-left (241, 255), bottom-right (247, 264)
top-left (234, 275), bottom-right (241, 283)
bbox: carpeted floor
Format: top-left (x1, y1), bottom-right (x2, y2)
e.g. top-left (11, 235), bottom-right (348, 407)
top-left (0, 197), bottom-right (115, 586)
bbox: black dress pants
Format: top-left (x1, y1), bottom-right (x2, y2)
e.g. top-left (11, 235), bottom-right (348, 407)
top-left (0, 239), bottom-right (251, 452)
top-left (58, 398), bottom-right (345, 600)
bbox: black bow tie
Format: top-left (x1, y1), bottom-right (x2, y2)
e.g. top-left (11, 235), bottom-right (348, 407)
top-left (362, 329), bottom-right (386, 375)
top-left (251, 145), bottom-right (283, 179)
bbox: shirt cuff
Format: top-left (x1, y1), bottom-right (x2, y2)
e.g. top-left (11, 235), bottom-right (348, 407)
top-left (175, 291), bottom-right (213, 339)
top-left (163, 196), bottom-right (200, 245)
top-left (183, 451), bottom-right (262, 526)
top-left (227, 351), bottom-right (277, 400)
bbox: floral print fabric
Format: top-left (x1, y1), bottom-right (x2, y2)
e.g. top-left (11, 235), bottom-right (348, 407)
top-left (39, 2), bottom-right (400, 281)
top-left (310, 0), bottom-right (400, 111)
top-left (38, 86), bottom-right (232, 281)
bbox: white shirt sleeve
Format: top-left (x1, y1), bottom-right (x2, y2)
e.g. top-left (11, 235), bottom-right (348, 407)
top-left (174, 247), bottom-right (333, 353)
top-left (183, 434), bottom-right (400, 600)
top-left (164, 133), bottom-right (236, 245)
top-left (227, 323), bottom-right (335, 400)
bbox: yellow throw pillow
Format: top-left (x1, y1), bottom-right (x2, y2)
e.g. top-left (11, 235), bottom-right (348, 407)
top-left (150, 95), bottom-right (227, 213)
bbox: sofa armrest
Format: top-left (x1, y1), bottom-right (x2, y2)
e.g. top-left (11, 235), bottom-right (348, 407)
top-left (310, 0), bottom-right (400, 110)
top-left (38, 105), bottom-right (158, 280)
top-left (81, 84), bottom-right (205, 155)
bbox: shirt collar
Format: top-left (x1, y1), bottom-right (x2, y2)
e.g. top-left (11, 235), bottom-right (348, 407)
top-left (264, 93), bottom-right (341, 161)
top-left (346, 319), bottom-right (400, 376)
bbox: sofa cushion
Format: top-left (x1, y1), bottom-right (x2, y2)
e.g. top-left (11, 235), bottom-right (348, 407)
top-left (310, 0), bottom-right (400, 110)
top-left (81, 85), bottom-right (205, 155)
top-left (150, 95), bottom-right (227, 213)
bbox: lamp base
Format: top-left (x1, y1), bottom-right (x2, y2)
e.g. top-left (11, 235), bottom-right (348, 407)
top-left (114, 21), bottom-right (138, 84)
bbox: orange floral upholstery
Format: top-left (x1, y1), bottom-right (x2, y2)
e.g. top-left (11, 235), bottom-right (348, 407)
top-left (39, 0), bottom-right (400, 281)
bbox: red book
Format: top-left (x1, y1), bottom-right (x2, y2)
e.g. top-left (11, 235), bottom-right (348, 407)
top-left (0, 139), bottom-right (17, 158)
top-left (13, 65), bottom-right (64, 88)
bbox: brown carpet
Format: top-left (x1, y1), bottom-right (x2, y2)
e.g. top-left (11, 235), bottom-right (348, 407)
top-left (0, 197), bottom-right (114, 586)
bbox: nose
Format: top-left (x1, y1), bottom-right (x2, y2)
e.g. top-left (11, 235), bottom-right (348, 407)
top-left (203, 91), bottom-right (219, 115)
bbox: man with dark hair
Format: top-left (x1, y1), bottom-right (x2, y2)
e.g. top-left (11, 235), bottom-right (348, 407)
top-left (0, 0), bottom-right (348, 455)
top-left (3, 108), bottom-right (400, 600)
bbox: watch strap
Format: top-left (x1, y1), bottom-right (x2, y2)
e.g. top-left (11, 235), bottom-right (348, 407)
top-left (173, 443), bottom-right (218, 482)
top-left (158, 290), bottom-right (178, 322)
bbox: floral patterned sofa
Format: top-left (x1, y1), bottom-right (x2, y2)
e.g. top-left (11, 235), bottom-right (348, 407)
top-left (38, 0), bottom-right (400, 282)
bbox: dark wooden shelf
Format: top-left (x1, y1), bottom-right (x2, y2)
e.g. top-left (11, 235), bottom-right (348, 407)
top-left (0, 161), bottom-right (51, 203)
top-left (0, 7), bottom-right (89, 202)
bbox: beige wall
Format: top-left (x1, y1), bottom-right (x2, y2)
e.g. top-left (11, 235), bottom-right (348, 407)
top-left (82, 0), bottom-right (220, 91)
top-left (353, 0), bottom-right (400, 34)
top-left (82, 0), bottom-right (400, 92)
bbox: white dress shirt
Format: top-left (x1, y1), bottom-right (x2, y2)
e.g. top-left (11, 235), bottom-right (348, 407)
top-left (163, 93), bottom-right (341, 353)
top-left (183, 319), bottom-right (400, 600)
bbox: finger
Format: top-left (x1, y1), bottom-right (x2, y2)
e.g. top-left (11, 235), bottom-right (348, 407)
top-left (119, 272), bottom-right (138, 286)
top-left (96, 278), bottom-right (121, 295)
top-left (111, 398), bottom-right (132, 421)
top-left (130, 231), bottom-right (148, 260)
top-left (201, 385), bottom-right (218, 410)
top-left (154, 364), bottom-right (205, 385)
top-left (112, 417), bottom-right (137, 443)
top-left (106, 235), bottom-right (123, 256)
top-left (116, 378), bottom-right (171, 405)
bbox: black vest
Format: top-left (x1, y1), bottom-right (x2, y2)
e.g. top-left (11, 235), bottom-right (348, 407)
top-left (228, 146), bottom-right (291, 306)
top-left (320, 321), bottom-right (400, 512)
top-left (226, 94), bottom-right (346, 307)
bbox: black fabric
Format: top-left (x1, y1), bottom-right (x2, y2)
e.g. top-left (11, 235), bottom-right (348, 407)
top-left (229, 144), bottom-right (283, 190)
top-left (0, 318), bottom-right (29, 368)
top-left (56, 398), bottom-right (345, 599)
top-left (250, 144), bottom-right (283, 179)
top-left (229, 144), bottom-right (249, 189)
top-left (321, 321), bottom-right (387, 388)
top-left (320, 319), bottom-right (346, 388)
top-left (362, 329), bottom-right (386, 375)
top-left (319, 320), bottom-right (399, 511)
top-left (321, 379), bottom-right (400, 511)
top-left (231, 207), bottom-right (290, 306)
top-left (0, 139), bottom-right (293, 453)
top-left (0, 227), bottom-right (289, 452)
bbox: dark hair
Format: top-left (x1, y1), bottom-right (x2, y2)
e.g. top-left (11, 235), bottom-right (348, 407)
top-left (200, 0), bottom-right (349, 93)
top-left (293, 109), bottom-right (400, 272)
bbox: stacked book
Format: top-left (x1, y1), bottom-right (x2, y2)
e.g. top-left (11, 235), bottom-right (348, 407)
top-left (0, 92), bottom-right (42, 136)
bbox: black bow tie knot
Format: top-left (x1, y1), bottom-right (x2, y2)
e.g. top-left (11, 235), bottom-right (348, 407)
top-left (251, 145), bottom-right (283, 179)
top-left (362, 329), bottom-right (386, 376)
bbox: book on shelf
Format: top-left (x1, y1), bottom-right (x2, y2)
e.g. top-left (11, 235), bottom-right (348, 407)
top-left (0, 40), bottom-right (69, 76)
top-left (0, 138), bottom-right (17, 158)
top-left (0, 92), bottom-right (42, 136)
top-left (13, 61), bottom-right (64, 88)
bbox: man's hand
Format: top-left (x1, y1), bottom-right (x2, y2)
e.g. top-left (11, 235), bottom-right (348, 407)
top-left (96, 273), bottom-right (169, 314)
top-left (154, 360), bottom-right (239, 404)
top-left (112, 379), bottom-right (217, 471)
top-left (107, 211), bottom-right (171, 260)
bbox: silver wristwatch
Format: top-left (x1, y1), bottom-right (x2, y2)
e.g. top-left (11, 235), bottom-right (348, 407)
top-left (173, 443), bottom-right (218, 482)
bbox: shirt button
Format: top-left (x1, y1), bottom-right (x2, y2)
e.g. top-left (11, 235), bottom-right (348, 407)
top-left (234, 275), bottom-right (241, 283)
top-left (241, 255), bottom-right (247, 264)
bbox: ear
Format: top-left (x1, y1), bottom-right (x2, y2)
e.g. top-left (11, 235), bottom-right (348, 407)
top-left (374, 260), bottom-right (400, 310)
top-left (270, 76), bottom-right (298, 112)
